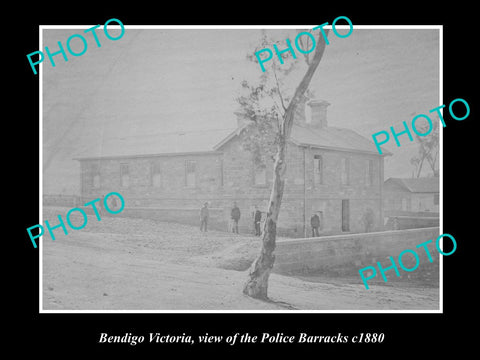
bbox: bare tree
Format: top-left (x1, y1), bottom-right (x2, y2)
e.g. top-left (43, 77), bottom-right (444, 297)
top-left (238, 29), bottom-right (329, 300)
top-left (410, 120), bottom-right (439, 178)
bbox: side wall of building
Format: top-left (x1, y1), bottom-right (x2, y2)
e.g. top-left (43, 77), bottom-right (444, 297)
top-left (79, 152), bottom-right (225, 207)
top-left (79, 134), bottom-right (384, 237)
top-left (301, 147), bottom-right (384, 236)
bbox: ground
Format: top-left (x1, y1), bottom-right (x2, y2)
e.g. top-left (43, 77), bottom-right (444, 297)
top-left (41, 206), bottom-right (439, 311)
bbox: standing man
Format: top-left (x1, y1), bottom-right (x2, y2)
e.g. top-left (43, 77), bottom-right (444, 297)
top-left (231, 202), bottom-right (241, 234)
top-left (310, 212), bottom-right (320, 237)
top-left (99, 194), bottom-right (106, 217)
top-left (200, 202), bottom-right (209, 232)
top-left (362, 208), bottom-right (374, 233)
top-left (110, 195), bottom-right (118, 212)
top-left (254, 206), bottom-right (262, 236)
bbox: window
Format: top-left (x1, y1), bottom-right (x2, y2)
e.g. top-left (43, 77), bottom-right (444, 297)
top-left (120, 163), bottom-right (129, 188)
top-left (151, 162), bottom-right (162, 188)
top-left (366, 159), bottom-right (374, 186)
top-left (91, 163), bottom-right (100, 189)
top-left (341, 199), bottom-right (350, 232)
top-left (401, 198), bottom-right (408, 211)
top-left (93, 174), bottom-right (100, 188)
top-left (254, 164), bottom-right (267, 186)
top-left (185, 160), bottom-right (196, 187)
top-left (418, 199), bottom-right (423, 211)
top-left (313, 155), bottom-right (323, 186)
top-left (85, 163), bottom-right (100, 189)
top-left (434, 193), bottom-right (439, 205)
top-left (219, 158), bottom-right (224, 187)
top-left (341, 157), bottom-right (350, 185)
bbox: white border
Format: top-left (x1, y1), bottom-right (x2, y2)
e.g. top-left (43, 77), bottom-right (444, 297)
top-left (438, 26), bottom-right (444, 313)
top-left (39, 25), bottom-right (44, 314)
top-left (39, 24), bottom-right (443, 314)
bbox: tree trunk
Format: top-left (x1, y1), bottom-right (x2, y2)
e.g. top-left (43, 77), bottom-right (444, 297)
top-left (243, 30), bottom-right (329, 300)
top-left (243, 136), bottom-right (287, 299)
top-left (426, 152), bottom-right (439, 177)
top-left (416, 157), bottom-right (425, 178)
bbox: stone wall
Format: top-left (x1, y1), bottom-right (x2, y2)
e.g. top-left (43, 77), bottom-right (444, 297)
top-left (273, 227), bottom-right (440, 282)
top-left (218, 136), bottom-right (385, 236)
top-left (80, 152), bottom-right (224, 203)
top-left (43, 194), bottom-right (80, 207)
top-left (77, 133), bottom-right (385, 237)
top-left (385, 216), bottom-right (440, 230)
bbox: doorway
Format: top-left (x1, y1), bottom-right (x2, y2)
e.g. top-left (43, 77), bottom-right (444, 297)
top-left (342, 199), bottom-right (350, 232)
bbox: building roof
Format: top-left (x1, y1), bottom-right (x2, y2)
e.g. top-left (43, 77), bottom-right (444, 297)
top-left (74, 128), bottom-right (234, 160)
top-left (75, 117), bottom-right (389, 160)
top-left (213, 122), bottom-right (390, 156)
top-left (384, 177), bottom-right (439, 193)
top-left (289, 124), bottom-right (390, 155)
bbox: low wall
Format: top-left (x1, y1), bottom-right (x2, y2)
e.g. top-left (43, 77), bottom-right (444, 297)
top-left (385, 216), bottom-right (439, 230)
top-left (384, 210), bottom-right (439, 218)
top-left (274, 227), bottom-right (440, 281)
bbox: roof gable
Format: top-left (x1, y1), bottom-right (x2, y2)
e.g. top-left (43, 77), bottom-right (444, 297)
top-left (215, 123), bottom-right (390, 156)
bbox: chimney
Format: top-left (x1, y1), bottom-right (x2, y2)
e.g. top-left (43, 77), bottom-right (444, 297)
top-left (307, 99), bottom-right (330, 129)
top-left (293, 93), bottom-right (309, 126)
top-left (234, 108), bottom-right (248, 128)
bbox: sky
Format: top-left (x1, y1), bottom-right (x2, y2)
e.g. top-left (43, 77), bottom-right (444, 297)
top-left (42, 26), bottom-right (440, 195)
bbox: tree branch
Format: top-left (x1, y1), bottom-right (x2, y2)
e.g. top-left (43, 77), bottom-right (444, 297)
top-left (296, 30), bottom-right (311, 65)
top-left (416, 157), bottom-right (425, 178)
top-left (283, 29), bottom-right (330, 138)
top-left (272, 64), bottom-right (287, 113)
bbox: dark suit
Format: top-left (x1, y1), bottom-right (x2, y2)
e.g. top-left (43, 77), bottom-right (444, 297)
top-left (254, 210), bottom-right (262, 236)
top-left (200, 206), bottom-right (209, 232)
top-left (231, 206), bottom-right (241, 233)
top-left (311, 214), bottom-right (320, 237)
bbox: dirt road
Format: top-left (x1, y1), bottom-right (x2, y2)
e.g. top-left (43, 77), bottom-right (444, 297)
top-left (41, 207), bottom-right (439, 311)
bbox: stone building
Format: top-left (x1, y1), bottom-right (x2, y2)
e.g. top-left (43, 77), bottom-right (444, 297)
top-left (383, 177), bottom-right (440, 213)
top-left (75, 99), bottom-right (390, 237)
